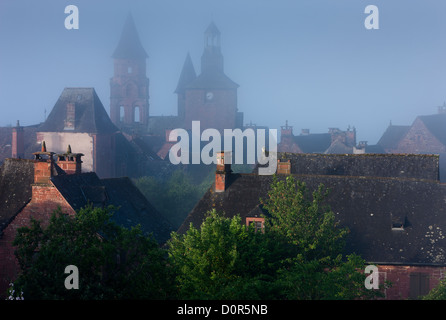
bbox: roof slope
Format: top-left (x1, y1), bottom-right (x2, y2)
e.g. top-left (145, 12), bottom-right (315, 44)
top-left (51, 172), bottom-right (173, 243)
top-left (179, 172), bottom-right (446, 265)
top-left (112, 13), bottom-right (148, 60)
top-left (293, 133), bottom-right (332, 153)
top-left (38, 88), bottom-right (118, 134)
top-left (185, 70), bottom-right (239, 90)
top-left (179, 152), bottom-right (446, 265)
top-left (175, 53), bottom-right (197, 94)
top-left (0, 159), bottom-right (34, 232)
top-left (377, 125), bottom-right (411, 150)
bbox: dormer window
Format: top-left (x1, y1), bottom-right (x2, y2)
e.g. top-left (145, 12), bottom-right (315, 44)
top-left (246, 217), bottom-right (265, 233)
top-left (391, 213), bottom-right (407, 231)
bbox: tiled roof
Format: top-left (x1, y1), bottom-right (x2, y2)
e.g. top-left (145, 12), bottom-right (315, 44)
top-left (179, 153), bottom-right (446, 265)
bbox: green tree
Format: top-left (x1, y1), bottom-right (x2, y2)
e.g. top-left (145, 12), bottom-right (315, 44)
top-left (260, 175), bottom-right (385, 300)
top-left (423, 278), bottom-right (446, 300)
top-left (167, 210), bottom-right (283, 299)
top-left (13, 205), bottom-right (175, 300)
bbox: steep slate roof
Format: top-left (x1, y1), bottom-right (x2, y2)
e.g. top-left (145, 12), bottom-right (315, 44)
top-left (175, 53), bottom-right (197, 94)
top-left (293, 133), bottom-right (332, 153)
top-left (185, 70), bottom-right (239, 90)
top-left (38, 88), bottom-right (118, 134)
top-left (324, 139), bottom-right (353, 154)
top-left (0, 159), bottom-right (34, 233)
top-left (179, 153), bottom-right (446, 265)
top-left (377, 125), bottom-right (411, 150)
top-left (51, 173), bottom-right (173, 243)
top-left (0, 158), bottom-right (172, 243)
top-left (112, 13), bottom-right (148, 60)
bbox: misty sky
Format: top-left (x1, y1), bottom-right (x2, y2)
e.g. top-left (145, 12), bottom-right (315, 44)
top-left (1, 0), bottom-right (446, 144)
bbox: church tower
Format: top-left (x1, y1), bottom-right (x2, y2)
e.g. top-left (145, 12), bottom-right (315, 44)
top-left (110, 14), bottom-right (150, 133)
top-left (181, 22), bottom-right (242, 132)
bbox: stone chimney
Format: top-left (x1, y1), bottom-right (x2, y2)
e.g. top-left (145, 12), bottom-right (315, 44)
top-left (215, 151), bottom-right (232, 192)
top-left (12, 120), bottom-right (24, 159)
top-left (32, 141), bottom-right (56, 185)
top-left (56, 145), bottom-right (84, 174)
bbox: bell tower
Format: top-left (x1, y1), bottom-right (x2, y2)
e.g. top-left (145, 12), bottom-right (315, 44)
top-left (201, 22), bottom-right (224, 74)
top-left (110, 13), bottom-right (150, 133)
top-left (182, 22), bottom-right (241, 132)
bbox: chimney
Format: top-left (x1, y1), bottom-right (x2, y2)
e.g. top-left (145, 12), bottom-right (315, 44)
top-left (277, 159), bottom-right (291, 175)
top-left (32, 141), bottom-right (56, 185)
top-left (56, 144), bottom-right (84, 174)
top-left (12, 120), bottom-right (24, 159)
top-left (215, 151), bottom-right (232, 192)
top-left (280, 120), bottom-right (293, 137)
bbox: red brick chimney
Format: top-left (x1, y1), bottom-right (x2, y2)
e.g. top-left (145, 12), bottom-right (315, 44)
top-left (12, 120), bottom-right (24, 159)
top-left (32, 141), bottom-right (56, 185)
top-left (277, 159), bottom-right (291, 175)
top-left (215, 151), bottom-right (232, 192)
top-left (56, 145), bottom-right (84, 174)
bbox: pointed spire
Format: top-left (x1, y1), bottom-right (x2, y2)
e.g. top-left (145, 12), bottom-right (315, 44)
top-left (205, 21), bottom-right (221, 39)
top-left (175, 53), bottom-right (197, 93)
top-left (112, 13), bottom-right (148, 59)
top-left (67, 144), bottom-right (72, 154)
top-left (41, 141), bottom-right (47, 152)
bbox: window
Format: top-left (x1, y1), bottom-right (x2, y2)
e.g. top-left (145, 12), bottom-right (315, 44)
top-left (246, 217), bottom-right (265, 233)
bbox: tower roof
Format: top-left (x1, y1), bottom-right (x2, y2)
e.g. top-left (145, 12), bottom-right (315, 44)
top-left (204, 21), bottom-right (221, 37)
top-left (175, 53), bottom-right (197, 93)
top-left (112, 13), bottom-right (148, 60)
top-left (38, 88), bottom-right (118, 134)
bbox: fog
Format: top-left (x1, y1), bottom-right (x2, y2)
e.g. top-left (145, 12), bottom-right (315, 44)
top-left (1, 0), bottom-right (446, 144)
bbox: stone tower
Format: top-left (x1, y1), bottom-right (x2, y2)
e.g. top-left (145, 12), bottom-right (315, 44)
top-left (110, 13), bottom-right (150, 134)
top-left (181, 22), bottom-right (242, 132)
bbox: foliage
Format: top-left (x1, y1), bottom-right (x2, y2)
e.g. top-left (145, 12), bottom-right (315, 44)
top-left (167, 210), bottom-right (279, 299)
top-left (423, 278), bottom-right (446, 300)
top-left (260, 175), bottom-right (348, 260)
top-left (12, 205), bottom-right (175, 300)
top-left (168, 176), bottom-right (385, 299)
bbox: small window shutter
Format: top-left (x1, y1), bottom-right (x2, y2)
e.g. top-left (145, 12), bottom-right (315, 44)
top-left (409, 273), bottom-right (430, 299)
